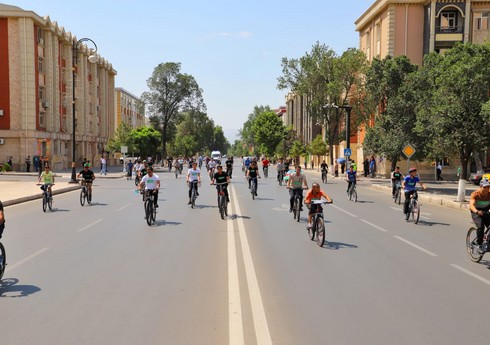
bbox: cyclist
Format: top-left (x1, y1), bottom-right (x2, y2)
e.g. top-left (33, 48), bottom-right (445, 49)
top-left (211, 165), bottom-right (230, 203)
top-left (276, 159), bottom-right (285, 183)
top-left (186, 161), bottom-right (201, 205)
top-left (243, 157), bottom-right (251, 174)
top-left (246, 160), bottom-right (261, 196)
top-left (284, 159), bottom-right (290, 174)
top-left (304, 182), bottom-right (333, 229)
top-left (345, 165), bottom-right (357, 194)
top-left (469, 177), bottom-right (490, 254)
top-left (225, 156), bottom-right (234, 179)
top-left (391, 166), bottom-right (404, 198)
top-left (287, 165), bottom-right (308, 212)
top-left (139, 166), bottom-right (160, 208)
top-left (402, 167), bottom-right (427, 220)
top-left (77, 163), bottom-right (96, 197)
top-left (262, 157), bottom-right (270, 177)
top-left (38, 165), bottom-right (55, 198)
top-left (320, 160), bottom-right (328, 180)
top-left (208, 159), bottom-right (217, 176)
top-left (0, 200), bottom-right (5, 239)
top-left (126, 160), bottom-right (134, 180)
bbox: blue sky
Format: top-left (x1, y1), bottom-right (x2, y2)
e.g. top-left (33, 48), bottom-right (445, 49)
top-left (12, 0), bottom-right (375, 141)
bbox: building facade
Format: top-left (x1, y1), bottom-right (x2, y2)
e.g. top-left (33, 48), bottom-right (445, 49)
top-left (115, 88), bottom-right (145, 129)
top-left (355, 0), bottom-right (490, 176)
top-left (0, 4), bottom-right (116, 171)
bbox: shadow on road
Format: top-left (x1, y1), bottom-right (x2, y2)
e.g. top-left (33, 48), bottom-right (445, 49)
top-left (157, 220), bottom-right (181, 226)
top-left (229, 214), bottom-right (251, 220)
top-left (0, 278), bottom-right (41, 297)
top-left (324, 241), bottom-right (358, 250)
top-left (416, 220), bottom-right (451, 227)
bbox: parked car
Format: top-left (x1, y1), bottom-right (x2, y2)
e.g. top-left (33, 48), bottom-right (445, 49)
top-left (470, 170), bottom-right (490, 185)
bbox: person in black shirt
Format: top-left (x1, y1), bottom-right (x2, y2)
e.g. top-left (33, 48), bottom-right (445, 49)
top-left (391, 166), bottom-right (404, 197)
top-left (211, 165), bottom-right (230, 202)
top-left (225, 157), bottom-right (234, 179)
top-left (246, 161), bottom-right (261, 196)
top-left (77, 163), bottom-right (96, 196)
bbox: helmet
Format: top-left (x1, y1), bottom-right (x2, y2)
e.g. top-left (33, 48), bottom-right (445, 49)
top-left (480, 177), bottom-right (490, 187)
top-left (408, 167), bottom-right (417, 173)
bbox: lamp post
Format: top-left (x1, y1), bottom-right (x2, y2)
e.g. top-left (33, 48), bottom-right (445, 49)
top-left (70, 38), bottom-right (98, 183)
top-left (323, 103), bottom-right (352, 168)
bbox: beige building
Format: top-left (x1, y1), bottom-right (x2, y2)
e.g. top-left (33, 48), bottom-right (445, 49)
top-left (0, 4), bottom-right (116, 171)
top-left (115, 88), bottom-right (145, 129)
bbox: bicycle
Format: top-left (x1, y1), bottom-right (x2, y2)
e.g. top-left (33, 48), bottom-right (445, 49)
top-left (174, 167), bottom-right (179, 179)
top-left (208, 168), bottom-right (215, 181)
top-left (134, 174), bottom-right (140, 187)
top-left (347, 182), bottom-right (358, 202)
top-left (277, 170), bottom-right (284, 186)
top-left (321, 169), bottom-right (328, 184)
top-left (144, 189), bottom-right (157, 226)
top-left (189, 180), bottom-right (200, 208)
top-left (291, 188), bottom-right (306, 222)
top-left (405, 190), bottom-right (420, 224)
top-left (37, 183), bottom-right (54, 212)
top-left (466, 212), bottom-right (490, 262)
top-left (393, 181), bottom-right (402, 205)
top-left (263, 166), bottom-right (269, 178)
top-left (79, 179), bottom-right (93, 206)
top-left (249, 177), bottom-right (258, 200)
top-left (307, 200), bottom-right (333, 247)
top-left (0, 241), bottom-right (6, 280)
top-left (213, 182), bottom-right (228, 220)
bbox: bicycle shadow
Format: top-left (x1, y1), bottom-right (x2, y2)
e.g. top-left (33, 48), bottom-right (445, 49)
top-left (86, 202), bottom-right (108, 207)
top-left (415, 220), bottom-right (451, 227)
top-left (229, 214), bottom-right (251, 220)
top-left (0, 278), bottom-right (41, 297)
top-left (354, 200), bottom-right (374, 204)
top-left (323, 241), bottom-right (359, 250)
top-left (196, 204), bottom-right (218, 210)
top-left (157, 220), bottom-right (181, 226)
top-left (49, 208), bottom-right (71, 212)
top-left (254, 197), bottom-right (275, 201)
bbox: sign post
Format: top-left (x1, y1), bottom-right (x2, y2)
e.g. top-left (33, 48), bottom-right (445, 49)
top-left (121, 146), bottom-right (128, 172)
top-left (402, 144), bottom-right (416, 172)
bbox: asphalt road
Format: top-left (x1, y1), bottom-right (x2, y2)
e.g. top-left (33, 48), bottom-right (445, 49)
top-left (1, 165), bottom-right (489, 345)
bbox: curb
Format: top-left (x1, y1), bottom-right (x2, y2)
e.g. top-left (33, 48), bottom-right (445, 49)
top-left (3, 185), bottom-right (81, 207)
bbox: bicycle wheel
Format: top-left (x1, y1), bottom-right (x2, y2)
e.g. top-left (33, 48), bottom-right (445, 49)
top-left (295, 197), bottom-right (301, 222)
top-left (0, 242), bottom-right (6, 280)
top-left (264, 168), bottom-right (268, 178)
top-left (42, 194), bottom-right (47, 212)
top-left (316, 217), bottom-right (325, 247)
top-left (134, 176), bottom-right (140, 187)
top-left (191, 188), bottom-right (196, 209)
top-left (219, 195), bottom-right (226, 220)
top-left (354, 188), bottom-right (358, 202)
top-left (150, 201), bottom-right (157, 224)
top-left (466, 227), bottom-right (484, 262)
top-left (348, 187), bottom-right (353, 201)
top-left (279, 174), bottom-right (283, 186)
top-left (251, 181), bottom-right (256, 200)
top-left (48, 195), bottom-right (53, 210)
top-left (411, 200), bottom-right (420, 224)
top-left (309, 218), bottom-right (316, 240)
top-left (87, 190), bottom-right (92, 204)
top-left (145, 200), bottom-right (152, 226)
top-left (80, 189), bottom-right (86, 206)
top-left (322, 172), bottom-right (327, 184)
top-left (397, 190), bottom-right (402, 205)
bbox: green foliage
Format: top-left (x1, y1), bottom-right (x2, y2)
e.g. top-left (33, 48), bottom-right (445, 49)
top-left (213, 126), bottom-right (230, 153)
top-left (131, 127), bottom-right (162, 159)
top-left (251, 110), bottom-right (286, 157)
top-left (309, 134), bottom-right (327, 156)
top-left (289, 140), bottom-right (307, 160)
top-left (106, 122), bottom-right (136, 154)
top-left (1, 163), bottom-right (12, 172)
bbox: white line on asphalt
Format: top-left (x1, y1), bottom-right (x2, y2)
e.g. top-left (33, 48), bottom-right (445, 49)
top-left (394, 235), bottom-right (438, 257)
top-left (390, 207), bottom-right (402, 212)
top-left (361, 219), bottom-right (388, 232)
top-left (231, 184), bottom-right (273, 345)
top-left (228, 194), bottom-right (244, 345)
top-left (117, 204), bottom-right (131, 211)
top-left (450, 264), bottom-right (490, 286)
top-left (331, 204), bottom-right (357, 218)
top-left (77, 219), bottom-right (103, 232)
top-left (7, 247), bottom-right (50, 271)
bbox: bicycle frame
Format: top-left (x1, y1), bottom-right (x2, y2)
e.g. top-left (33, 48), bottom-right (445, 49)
top-left (214, 182), bottom-right (228, 219)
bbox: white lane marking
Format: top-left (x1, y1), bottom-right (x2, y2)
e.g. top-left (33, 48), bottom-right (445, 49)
top-left (117, 203), bottom-right (131, 211)
top-left (450, 264), bottom-right (490, 286)
top-left (77, 219), bottom-right (103, 232)
top-left (331, 204), bottom-right (357, 218)
top-left (7, 247), bottom-right (50, 271)
top-left (231, 184), bottom-right (273, 345)
top-left (390, 207), bottom-right (402, 212)
top-left (394, 236), bottom-right (438, 257)
top-left (361, 219), bottom-right (388, 232)
top-left (228, 195), bottom-right (244, 345)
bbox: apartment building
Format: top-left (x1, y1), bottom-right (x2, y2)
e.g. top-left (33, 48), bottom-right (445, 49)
top-left (284, 93), bottom-right (322, 148)
top-left (115, 88), bottom-right (145, 129)
top-left (0, 4), bottom-right (116, 171)
top-left (355, 0), bottom-right (490, 176)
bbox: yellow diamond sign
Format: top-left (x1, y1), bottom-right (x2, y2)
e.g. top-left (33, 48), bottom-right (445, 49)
top-left (402, 144), bottom-right (415, 158)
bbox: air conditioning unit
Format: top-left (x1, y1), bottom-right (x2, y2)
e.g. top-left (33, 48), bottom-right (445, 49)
top-left (0, 138), bottom-right (5, 145)
top-left (39, 38), bottom-right (44, 45)
top-left (42, 101), bottom-right (49, 108)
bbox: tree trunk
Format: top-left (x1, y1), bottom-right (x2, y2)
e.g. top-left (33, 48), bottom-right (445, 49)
top-left (161, 125), bottom-right (168, 159)
top-left (456, 148), bottom-right (470, 202)
top-left (473, 148), bottom-right (483, 173)
top-left (390, 159), bottom-right (397, 172)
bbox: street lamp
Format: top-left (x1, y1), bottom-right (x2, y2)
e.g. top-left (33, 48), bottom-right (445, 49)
top-left (70, 38), bottom-right (98, 183)
top-left (323, 103), bottom-right (353, 167)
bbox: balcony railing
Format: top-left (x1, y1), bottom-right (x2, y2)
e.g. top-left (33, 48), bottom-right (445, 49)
top-left (436, 25), bottom-right (464, 34)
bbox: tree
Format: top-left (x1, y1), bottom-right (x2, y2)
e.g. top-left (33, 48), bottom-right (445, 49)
top-left (131, 126), bottom-right (162, 159)
top-left (106, 122), bottom-right (136, 155)
top-left (415, 43), bottom-right (490, 201)
top-left (141, 62), bottom-right (205, 159)
top-left (309, 134), bottom-right (328, 169)
top-left (251, 110), bottom-right (286, 157)
top-left (239, 105), bottom-right (271, 153)
top-left (289, 140), bottom-right (307, 164)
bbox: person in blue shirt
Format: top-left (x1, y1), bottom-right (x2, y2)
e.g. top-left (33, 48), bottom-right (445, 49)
top-left (345, 166), bottom-right (357, 193)
top-left (402, 167), bottom-right (427, 218)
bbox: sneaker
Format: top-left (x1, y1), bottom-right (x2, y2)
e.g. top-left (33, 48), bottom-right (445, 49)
top-left (300, 207), bottom-right (303, 211)
top-left (196, 192), bottom-right (199, 196)
top-left (289, 208), bottom-right (293, 213)
top-left (307, 223), bottom-right (312, 229)
top-left (188, 200), bottom-right (191, 205)
top-left (155, 204), bottom-right (159, 208)
top-left (476, 245), bottom-right (485, 254)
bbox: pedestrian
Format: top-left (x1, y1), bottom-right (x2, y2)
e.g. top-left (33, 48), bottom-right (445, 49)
top-left (436, 162), bottom-right (443, 181)
top-left (363, 159), bottom-right (369, 177)
top-left (7, 156), bottom-right (12, 169)
top-left (369, 157), bottom-right (376, 178)
top-left (25, 155), bottom-right (31, 172)
top-left (38, 156), bottom-right (45, 177)
top-left (341, 162), bottom-right (345, 174)
top-left (126, 160), bottom-right (134, 180)
top-left (34, 156), bottom-right (39, 172)
top-left (334, 162), bottom-right (339, 177)
top-left (457, 166), bottom-right (461, 178)
top-left (311, 160), bottom-right (314, 170)
top-left (100, 157), bottom-right (107, 175)
top-left (304, 160), bottom-right (307, 170)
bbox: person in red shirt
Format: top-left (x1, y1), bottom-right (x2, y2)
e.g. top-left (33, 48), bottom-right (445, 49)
top-left (262, 157), bottom-right (270, 178)
top-left (304, 182), bottom-right (333, 229)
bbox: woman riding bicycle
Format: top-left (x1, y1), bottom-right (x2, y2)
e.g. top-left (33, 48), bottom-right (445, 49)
top-left (469, 177), bottom-right (490, 254)
top-left (38, 165), bottom-right (55, 197)
top-left (304, 182), bottom-right (332, 229)
top-left (402, 167), bottom-right (427, 219)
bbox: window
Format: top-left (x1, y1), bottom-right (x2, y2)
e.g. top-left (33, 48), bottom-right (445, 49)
top-left (38, 57), bottom-right (44, 73)
top-left (39, 111), bottom-right (45, 127)
top-left (365, 30), bottom-right (371, 58)
top-left (475, 12), bottom-right (489, 30)
top-left (375, 22), bottom-right (381, 57)
top-left (441, 11), bottom-right (458, 31)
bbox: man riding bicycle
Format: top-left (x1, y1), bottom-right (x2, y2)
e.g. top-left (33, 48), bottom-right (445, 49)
top-left (320, 160), bottom-right (328, 179)
top-left (246, 161), bottom-right (261, 196)
top-left (469, 177), bottom-right (490, 254)
top-left (287, 165), bottom-right (308, 212)
top-left (304, 182), bottom-right (333, 229)
top-left (345, 166), bottom-right (357, 194)
top-left (276, 159), bottom-right (285, 182)
top-left (225, 156), bottom-right (234, 178)
top-left (211, 165), bottom-right (230, 203)
top-left (391, 166), bottom-right (404, 198)
top-left (186, 161), bottom-right (201, 205)
top-left (262, 157), bottom-right (270, 176)
top-left (77, 163), bottom-right (95, 196)
top-left (38, 165), bottom-right (55, 198)
top-left (402, 167), bottom-right (427, 219)
top-left (139, 166), bottom-right (160, 208)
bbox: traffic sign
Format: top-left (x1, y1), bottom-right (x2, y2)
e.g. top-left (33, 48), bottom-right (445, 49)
top-left (402, 144), bottom-right (415, 158)
top-left (121, 145), bottom-right (128, 154)
top-left (344, 148), bottom-right (352, 157)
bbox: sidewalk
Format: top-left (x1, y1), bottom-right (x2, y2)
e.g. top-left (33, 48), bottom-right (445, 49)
top-left (301, 169), bottom-right (476, 210)
top-left (0, 168), bottom-right (125, 207)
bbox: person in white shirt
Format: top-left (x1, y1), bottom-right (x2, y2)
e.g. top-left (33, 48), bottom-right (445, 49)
top-left (186, 162), bottom-right (201, 204)
top-left (139, 167), bottom-right (160, 208)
